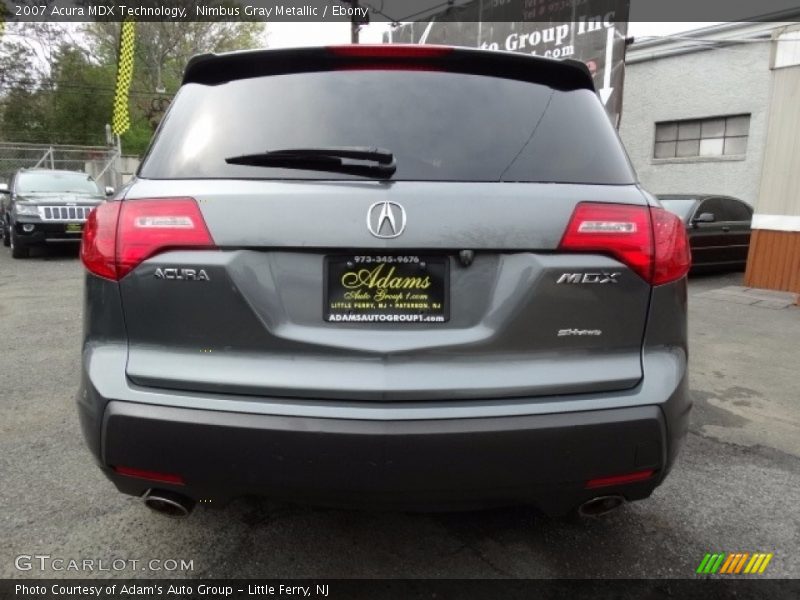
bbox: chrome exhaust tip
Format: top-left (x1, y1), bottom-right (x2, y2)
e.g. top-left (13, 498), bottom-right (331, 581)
top-left (578, 495), bottom-right (625, 518)
top-left (143, 489), bottom-right (195, 518)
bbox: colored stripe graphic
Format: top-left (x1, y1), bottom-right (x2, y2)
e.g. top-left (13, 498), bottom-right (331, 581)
top-left (758, 553), bottom-right (773, 573)
top-left (725, 553), bottom-right (743, 574)
top-left (700, 554), bottom-right (718, 574)
top-left (744, 554), bottom-right (760, 573)
top-left (696, 554), bottom-right (712, 574)
top-left (734, 553), bottom-right (750, 574)
top-left (713, 553), bottom-right (726, 573)
top-left (698, 552), bottom-right (774, 575)
top-left (702, 553), bottom-right (725, 574)
top-left (719, 553), bottom-right (736, 574)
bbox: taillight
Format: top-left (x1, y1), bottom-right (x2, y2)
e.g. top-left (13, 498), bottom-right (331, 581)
top-left (116, 198), bottom-right (214, 279)
top-left (327, 45), bottom-right (453, 58)
top-left (81, 201), bottom-right (121, 280)
top-left (650, 206), bottom-right (692, 285)
top-left (80, 198), bottom-right (215, 281)
top-left (559, 203), bottom-right (653, 282)
top-left (326, 45), bottom-right (452, 72)
top-left (558, 202), bottom-right (690, 285)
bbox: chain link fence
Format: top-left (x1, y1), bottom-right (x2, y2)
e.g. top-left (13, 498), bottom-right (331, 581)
top-left (0, 142), bottom-right (138, 190)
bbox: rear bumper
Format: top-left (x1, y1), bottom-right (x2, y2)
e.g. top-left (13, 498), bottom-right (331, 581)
top-left (95, 400), bottom-right (670, 514)
top-left (77, 342), bottom-right (690, 514)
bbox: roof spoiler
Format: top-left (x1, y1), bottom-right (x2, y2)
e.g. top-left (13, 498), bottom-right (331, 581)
top-left (183, 45), bottom-right (595, 93)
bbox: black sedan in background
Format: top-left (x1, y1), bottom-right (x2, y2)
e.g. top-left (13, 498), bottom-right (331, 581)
top-left (656, 194), bottom-right (753, 272)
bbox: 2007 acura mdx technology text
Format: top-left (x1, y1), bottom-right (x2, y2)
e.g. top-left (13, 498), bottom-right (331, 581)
top-left (78, 46), bottom-right (692, 518)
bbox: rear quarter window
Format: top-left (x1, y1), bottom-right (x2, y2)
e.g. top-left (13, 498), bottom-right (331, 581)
top-left (140, 70), bottom-right (635, 185)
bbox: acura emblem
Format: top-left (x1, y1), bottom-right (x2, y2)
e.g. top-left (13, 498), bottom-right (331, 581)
top-left (366, 201), bottom-right (406, 239)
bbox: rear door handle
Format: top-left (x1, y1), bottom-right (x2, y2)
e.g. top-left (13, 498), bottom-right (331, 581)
top-left (722, 226), bottom-right (731, 232)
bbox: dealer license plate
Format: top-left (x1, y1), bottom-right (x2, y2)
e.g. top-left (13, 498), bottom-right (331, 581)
top-left (325, 255), bottom-right (448, 323)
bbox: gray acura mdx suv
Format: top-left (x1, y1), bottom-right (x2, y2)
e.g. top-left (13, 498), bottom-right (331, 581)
top-left (78, 45), bottom-right (691, 518)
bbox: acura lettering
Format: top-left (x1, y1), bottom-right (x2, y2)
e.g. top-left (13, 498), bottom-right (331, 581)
top-left (154, 267), bottom-right (210, 281)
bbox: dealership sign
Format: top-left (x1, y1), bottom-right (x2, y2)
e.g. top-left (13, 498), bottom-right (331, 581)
top-left (386, 0), bottom-right (630, 126)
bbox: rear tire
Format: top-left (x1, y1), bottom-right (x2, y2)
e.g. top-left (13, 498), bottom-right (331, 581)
top-left (9, 230), bottom-right (29, 259)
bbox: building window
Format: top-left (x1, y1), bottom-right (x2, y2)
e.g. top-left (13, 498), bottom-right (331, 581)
top-left (654, 115), bottom-right (750, 159)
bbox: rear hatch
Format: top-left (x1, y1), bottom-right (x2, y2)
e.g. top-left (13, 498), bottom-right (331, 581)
top-left (110, 46), bottom-right (657, 401)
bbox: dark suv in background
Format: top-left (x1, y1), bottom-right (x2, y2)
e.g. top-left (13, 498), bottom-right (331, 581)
top-left (78, 46), bottom-right (692, 519)
top-left (1, 168), bottom-right (108, 258)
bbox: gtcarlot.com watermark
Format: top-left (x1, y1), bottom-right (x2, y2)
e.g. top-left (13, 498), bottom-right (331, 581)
top-left (15, 554), bottom-right (194, 573)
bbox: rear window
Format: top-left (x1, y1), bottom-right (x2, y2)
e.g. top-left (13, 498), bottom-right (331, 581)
top-left (140, 70), bottom-right (635, 184)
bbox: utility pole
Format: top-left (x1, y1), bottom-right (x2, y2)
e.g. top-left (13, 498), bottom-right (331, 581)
top-left (350, 0), bottom-right (360, 43)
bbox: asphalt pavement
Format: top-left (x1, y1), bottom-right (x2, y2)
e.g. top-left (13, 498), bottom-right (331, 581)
top-left (1, 245), bottom-right (798, 579)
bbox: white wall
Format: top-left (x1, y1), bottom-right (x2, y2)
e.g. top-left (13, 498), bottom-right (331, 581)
top-left (619, 41), bottom-right (773, 206)
top-left (756, 25), bottom-right (800, 224)
top-left (117, 155), bottom-right (140, 185)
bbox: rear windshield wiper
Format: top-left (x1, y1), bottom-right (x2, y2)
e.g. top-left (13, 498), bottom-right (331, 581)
top-left (225, 147), bottom-right (396, 179)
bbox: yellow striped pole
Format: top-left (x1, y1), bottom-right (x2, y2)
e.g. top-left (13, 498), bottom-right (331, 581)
top-left (112, 19), bottom-right (136, 135)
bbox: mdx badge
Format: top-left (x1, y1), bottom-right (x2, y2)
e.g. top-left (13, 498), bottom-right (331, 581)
top-left (367, 201), bottom-right (406, 239)
top-left (154, 267), bottom-right (210, 281)
top-left (557, 272), bottom-right (621, 284)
